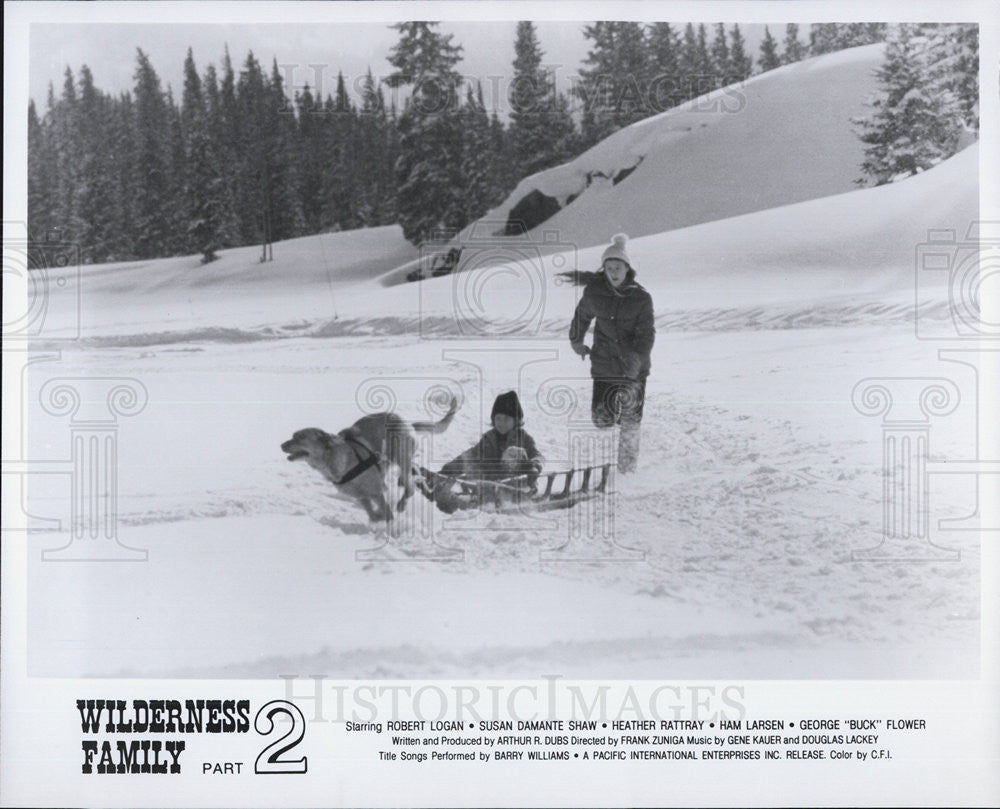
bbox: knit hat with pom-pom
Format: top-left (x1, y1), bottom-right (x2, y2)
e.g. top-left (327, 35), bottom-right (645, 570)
top-left (601, 233), bottom-right (632, 269)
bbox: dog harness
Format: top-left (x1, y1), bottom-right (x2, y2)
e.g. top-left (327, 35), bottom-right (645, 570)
top-left (334, 431), bottom-right (384, 485)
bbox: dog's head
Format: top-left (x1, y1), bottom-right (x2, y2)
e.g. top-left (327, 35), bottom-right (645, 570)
top-left (282, 428), bottom-right (335, 463)
top-left (281, 428), bottom-right (356, 484)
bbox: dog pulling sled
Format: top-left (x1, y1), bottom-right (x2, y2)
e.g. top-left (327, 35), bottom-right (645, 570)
top-left (414, 463), bottom-right (613, 514)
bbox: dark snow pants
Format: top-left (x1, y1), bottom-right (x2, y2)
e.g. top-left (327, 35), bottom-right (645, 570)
top-left (591, 377), bottom-right (646, 428)
top-left (591, 377), bottom-right (646, 473)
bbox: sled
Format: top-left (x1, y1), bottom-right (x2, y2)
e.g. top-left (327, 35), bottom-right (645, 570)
top-left (414, 463), bottom-right (613, 514)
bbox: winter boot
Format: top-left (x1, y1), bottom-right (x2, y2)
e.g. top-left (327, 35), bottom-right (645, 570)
top-left (433, 480), bottom-right (460, 515)
top-left (618, 420), bottom-right (641, 474)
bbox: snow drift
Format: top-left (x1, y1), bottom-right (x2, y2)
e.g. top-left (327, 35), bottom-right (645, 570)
top-left (462, 44), bottom-right (890, 252)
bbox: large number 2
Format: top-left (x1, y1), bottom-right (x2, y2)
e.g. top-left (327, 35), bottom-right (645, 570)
top-left (254, 700), bottom-right (308, 774)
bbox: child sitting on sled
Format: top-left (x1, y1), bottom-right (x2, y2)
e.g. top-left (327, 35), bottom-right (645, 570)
top-left (433, 391), bottom-right (544, 514)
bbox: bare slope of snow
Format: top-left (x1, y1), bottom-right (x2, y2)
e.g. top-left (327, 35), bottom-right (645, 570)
top-left (37, 224), bottom-right (416, 338)
top-left (460, 44), bottom-right (887, 252)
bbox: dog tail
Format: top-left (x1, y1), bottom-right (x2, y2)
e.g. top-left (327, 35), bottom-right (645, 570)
top-left (412, 396), bottom-right (459, 434)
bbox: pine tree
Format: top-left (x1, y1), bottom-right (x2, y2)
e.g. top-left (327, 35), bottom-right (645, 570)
top-left (265, 58), bottom-right (306, 241)
top-left (509, 21), bottom-right (575, 176)
top-left (202, 61), bottom-right (240, 247)
top-left (782, 23), bottom-right (807, 64)
top-left (216, 47), bottom-right (243, 243)
top-left (295, 82), bottom-right (324, 228)
top-left (548, 84), bottom-right (579, 167)
top-left (27, 99), bottom-right (56, 242)
top-left (840, 23), bottom-right (887, 48)
top-left (490, 108), bottom-right (515, 200)
top-left (758, 25), bottom-right (781, 73)
top-left (575, 22), bottom-right (618, 148)
top-left (678, 23), bottom-right (713, 101)
top-left (809, 23), bottom-right (841, 55)
top-left (51, 68), bottom-right (83, 247)
top-left (164, 86), bottom-right (189, 253)
top-left (385, 21), bottom-right (465, 244)
top-left (612, 22), bottom-right (650, 128)
top-left (678, 24), bottom-right (701, 101)
top-left (181, 49), bottom-right (229, 262)
top-left (107, 91), bottom-right (138, 259)
top-left (647, 22), bottom-right (682, 112)
top-left (74, 66), bottom-right (116, 262)
top-left (132, 50), bottom-right (172, 258)
top-left (696, 24), bottom-right (712, 76)
top-left (460, 83), bottom-right (504, 223)
top-left (854, 24), bottom-right (961, 185)
top-left (575, 22), bottom-right (651, 144)
top-left (356, 68), bottom-right (391, 226)
top-left (727, 24), bottom-right (753, 81)
top-left (319, 71), bottom-right (359, 230)
top-left (710, 23), bottom-right (729, 86)
top-left (383, 96), bottom-right (401, 224)
top-left (925, 23), bottom-right (979, 130)
top-left (235, 51), bottom-right (270, 251)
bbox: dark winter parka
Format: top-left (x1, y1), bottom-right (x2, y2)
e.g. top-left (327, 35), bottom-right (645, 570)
top-left (569, 269), bottom-right (655, 380)
top-left (440, 427), bottom-right (544, 481)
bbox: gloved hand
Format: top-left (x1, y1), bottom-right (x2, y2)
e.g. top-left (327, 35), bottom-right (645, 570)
top-left (501, 446), bottom-right (529, 475)
top-left (571, 342), bottom-right (590, 359)
top-left (621, 351), bottom-right (642, 379)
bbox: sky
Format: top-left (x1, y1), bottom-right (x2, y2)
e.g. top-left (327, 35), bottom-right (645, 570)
top-left (30, 21), bottom-right (773, 115)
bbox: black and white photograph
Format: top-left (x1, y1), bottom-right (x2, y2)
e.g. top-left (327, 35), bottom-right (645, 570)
top-left (2, 1), bottom-right (998, 806)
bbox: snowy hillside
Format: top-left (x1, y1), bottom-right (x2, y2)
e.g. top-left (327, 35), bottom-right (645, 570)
top-left (23, 42), bottom-right (981, 681)
top-left (37, 141), bottom-right (976, 345)
top-left (457, 44), bottom-right (889, 255)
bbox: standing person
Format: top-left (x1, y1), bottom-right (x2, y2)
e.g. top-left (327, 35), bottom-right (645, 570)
top-left (569, 234), bottom-right (655, 473)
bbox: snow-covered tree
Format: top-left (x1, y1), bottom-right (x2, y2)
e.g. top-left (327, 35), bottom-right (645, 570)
top-left (509, 21), bottom-right (575, 176)
top-left (811, 22), bottom-right (887, 55)
top-left (461, 83), bottom-right (506, 223)
top-left (854, 24), bottom-right (962, 186)
top-left (925, 23), bottom-right (979, 130)
top-left (386, 21), bottom-right (465, 244)
top-left (809, 23), bottom-right (841, 56)
top-left (782, 23), bottom-right (807, 64)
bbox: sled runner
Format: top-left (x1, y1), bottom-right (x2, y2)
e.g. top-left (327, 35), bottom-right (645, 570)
top-left (414, 463), bottom-right (613, 514)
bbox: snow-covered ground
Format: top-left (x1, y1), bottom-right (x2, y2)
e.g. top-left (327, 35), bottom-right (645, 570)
top-left (22, 47), bottom-right (982, 680)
